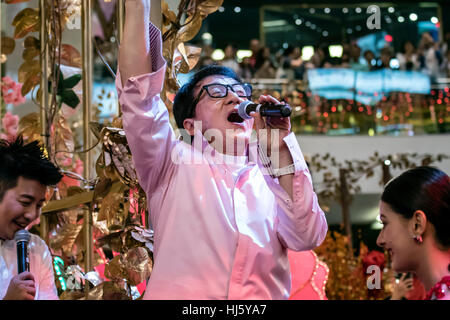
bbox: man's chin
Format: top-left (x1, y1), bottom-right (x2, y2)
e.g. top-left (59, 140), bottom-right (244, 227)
top-left (225, 130), bottom-right (251, 143)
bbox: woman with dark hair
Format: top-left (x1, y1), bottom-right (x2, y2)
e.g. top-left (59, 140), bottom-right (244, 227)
top-left (377, 166), bottom-right (450, 300)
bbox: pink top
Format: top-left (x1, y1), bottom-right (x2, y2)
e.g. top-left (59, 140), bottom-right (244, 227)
top-left (115, 24), bottom-right (327, 300)
top-left (288, 250), bottom-right (329, 300)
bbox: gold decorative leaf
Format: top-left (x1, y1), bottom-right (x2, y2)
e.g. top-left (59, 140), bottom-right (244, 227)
top-left (53, 115), bottom-right (75, 160)
top-left (104, 247), bottom-right (152, 286)
top-left (97, 187), bottom-right (129, 231)
top-left (49, 222), bottom-right (83, 256)
top-left (1, 37), bottom-right (16, 55)
top-left (22, 36), bottom-right (40, 61)
top-left (87, 281), bottom-right (130, 300)
top-left (18, 59), bottom-right (41, 95)
top-left (177, 13), bottom-right (202, 43)
top-left (18, 112), bottom-right (41, 143)
top-left (59, 290), bottom-right (85, 300)
top-left (59, 44), bottom-right (82, 68)
top-left (162, 1), bottom-right (177, 26)
top-left (178, 44), bottom-right (202, 74)
top-left (197, 0), bottom-right (224, 17)
top-left (12, 8), bottom-right (40, 39)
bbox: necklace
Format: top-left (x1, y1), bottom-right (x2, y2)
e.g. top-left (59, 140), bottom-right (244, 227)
top-left (425, 275), bottom-right (450, 300)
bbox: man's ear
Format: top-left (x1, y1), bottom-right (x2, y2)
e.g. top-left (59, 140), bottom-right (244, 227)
top-left (183, 118), bottom-right (195, 136)
top-left (410, 210), bottom-right (427, 236)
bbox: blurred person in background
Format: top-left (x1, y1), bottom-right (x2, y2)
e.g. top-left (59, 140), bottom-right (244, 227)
top-left (373, 47), bottom-right (394, 70)
top-left (418, 32), bottom-right (442, 82)
top-left (238, 56), bottom-right (254, 80)
top-left (363, 50), bottom-right (377, 71)
top-left (221, 43), bottom-right (241, 75)
top-left (278, 45), bottom-right (304, 80)
top-left (249, 38), bottom-right (261, 69)
top-left (254, 46), bottom-right (277, 79)
top-left (397, 40), bottom-right (420, 71)
top-left (349, 43), bottom-right (366, 71)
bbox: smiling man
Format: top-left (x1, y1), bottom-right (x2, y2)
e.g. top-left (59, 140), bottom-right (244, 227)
top-left (0, 137), bottom-right (62, 300)
top-left (116, 0), bottom-right (327, 299)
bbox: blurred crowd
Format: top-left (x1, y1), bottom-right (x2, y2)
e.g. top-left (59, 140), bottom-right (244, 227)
top-left (195, 31), bottom-right (450, 84)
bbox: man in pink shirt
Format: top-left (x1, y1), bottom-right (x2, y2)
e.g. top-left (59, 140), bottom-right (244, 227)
top-left (116, 0), bottom-right (327, 299)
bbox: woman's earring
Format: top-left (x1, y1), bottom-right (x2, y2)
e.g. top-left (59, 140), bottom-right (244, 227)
top-left (413, 235), bottom-right (423, 244)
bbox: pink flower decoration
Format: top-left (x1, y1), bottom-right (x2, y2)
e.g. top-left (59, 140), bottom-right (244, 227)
top-left (60, 157), bottom-right (73, 168)
top-left (74, 159), bottom-right (84, 175)
top-left (1, 112), bottom-right (19, 141)
top-left (1, 76), bottom-right (26, 106)
top-left (60, 174), bottom-right (80, 188)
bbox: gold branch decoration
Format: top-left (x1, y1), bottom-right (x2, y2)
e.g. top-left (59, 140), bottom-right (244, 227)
top-left (161, 0), bottom-right (222, 109)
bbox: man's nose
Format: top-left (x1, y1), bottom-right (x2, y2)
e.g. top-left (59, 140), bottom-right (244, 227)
top-left (225, 89), bottom-right (245, 104)
top-left (24, 206), bottom-right (40, 222)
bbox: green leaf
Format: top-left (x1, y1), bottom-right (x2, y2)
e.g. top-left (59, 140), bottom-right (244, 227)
top-left (62, 74), bottom-right (82, 89)
top-left (61, 89), bottom-right (80, 109)
top-left (58, 66), bottom-right (65, 92)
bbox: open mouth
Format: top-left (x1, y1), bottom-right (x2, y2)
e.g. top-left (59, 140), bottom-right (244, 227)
top-left (13, 221), bottom-right (27, 229)
top-left (227, 111), bottom-right (244, 123)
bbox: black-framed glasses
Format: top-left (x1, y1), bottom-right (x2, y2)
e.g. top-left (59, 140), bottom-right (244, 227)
top-left (192, 83), bottom-right (252, 107)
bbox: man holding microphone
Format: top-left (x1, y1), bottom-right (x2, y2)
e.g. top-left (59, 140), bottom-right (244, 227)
top-left (117, 0), bottom-right (327, 299)
top-left (0, 137), bottom-right (62, 300)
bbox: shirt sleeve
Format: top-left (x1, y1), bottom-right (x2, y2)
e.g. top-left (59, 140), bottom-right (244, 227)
top-left (115, 23), bottom-right (178, 197)
top-left (267, 132), bottom-right (328, 251)
top-left (35, 237), bottom-right (58, 300)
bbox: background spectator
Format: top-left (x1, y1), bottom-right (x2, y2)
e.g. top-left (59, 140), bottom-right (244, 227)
top-left (221, 43), bottom-right (241, 75)
top-left (254, 46), bottom-right (277, 79)
top-left (397, 41), bottom-right (420, 71)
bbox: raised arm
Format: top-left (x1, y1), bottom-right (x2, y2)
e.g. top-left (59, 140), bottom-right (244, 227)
top-left (119, 0), bottom-right (152, 84)
top-left (116, 0), bottom-right (177, 197)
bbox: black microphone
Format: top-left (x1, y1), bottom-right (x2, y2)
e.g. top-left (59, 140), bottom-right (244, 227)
top-left (14, 229), bottom-right (30, 274)
top-left (238, 101), bottom-right (292, 120)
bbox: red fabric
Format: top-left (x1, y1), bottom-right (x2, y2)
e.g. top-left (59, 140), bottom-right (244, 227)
top-left (406, 276), bottom-right (426, 300)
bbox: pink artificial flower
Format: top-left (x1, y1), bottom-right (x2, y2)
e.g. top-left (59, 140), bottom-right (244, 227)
top-left (60, 174), bottom-right (80, 188)
top-left (74, 159), bottom-right (84, 175)
top-left (1, 76), bottom-right (26, 106)
top-left (1, 76), bottom-right (15, 91)
top-left (1, 112), bottom-right (19, 141)
top-left (60, 157), bottom-right (73, 168)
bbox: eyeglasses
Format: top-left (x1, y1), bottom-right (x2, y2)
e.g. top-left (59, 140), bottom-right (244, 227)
top-left (192, 83), bottom-right (252, 107)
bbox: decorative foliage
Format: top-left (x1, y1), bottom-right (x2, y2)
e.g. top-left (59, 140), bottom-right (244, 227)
top-left (160, 0), bottom-right (222, 107)
top-left (308, 151), bottom-right (449, 212)
top-left (314, 231), bottom-right (393, 300)
top-left (53, 65), bottom-right (82, 109)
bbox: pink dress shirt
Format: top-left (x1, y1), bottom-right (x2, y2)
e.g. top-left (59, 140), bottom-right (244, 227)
top-left (115, 24), bottom-right (327, 300)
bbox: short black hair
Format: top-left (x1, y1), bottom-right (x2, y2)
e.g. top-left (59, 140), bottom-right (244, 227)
top-left (173, 65), bottom-right (242, 129)
top-left (0, 136), bottom-right (63, 201)
top-left (381, 166), bottom-right (450, 248)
